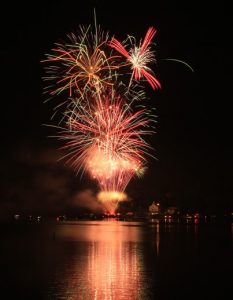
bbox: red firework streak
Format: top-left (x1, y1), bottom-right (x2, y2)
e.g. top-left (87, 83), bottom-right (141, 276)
top-left (109, 27), bottom-right (161, 90)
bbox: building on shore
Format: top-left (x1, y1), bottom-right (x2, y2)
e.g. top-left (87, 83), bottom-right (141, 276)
top-left (148, 201), bottom-right (160, 218)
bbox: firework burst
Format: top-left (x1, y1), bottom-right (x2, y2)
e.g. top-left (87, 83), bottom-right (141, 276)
top-left (42, 26), bottom-right (119, 100)
top-left (109, 27), bottom-right (161, 90)
top-left (57, 90), bottom-right (154, 194)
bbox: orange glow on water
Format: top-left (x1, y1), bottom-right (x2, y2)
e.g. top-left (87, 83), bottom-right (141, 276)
top-left (87, 223), bottom-right (140, 299)
top-left (55, 221), bottom-right (149, 299)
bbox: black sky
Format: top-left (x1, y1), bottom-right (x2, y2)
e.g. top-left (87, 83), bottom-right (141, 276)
top-left (1, 1), bottom-right (232, 217)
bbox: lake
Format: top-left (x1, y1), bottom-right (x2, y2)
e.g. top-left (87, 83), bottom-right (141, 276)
top-left (1, 220), bottom-right (232, 299)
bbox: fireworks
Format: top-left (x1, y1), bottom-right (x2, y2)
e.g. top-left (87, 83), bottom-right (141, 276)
top-left (42, 26), bottom-right (119, 99)
top-left (97, 191), bottom-right (128, 214)
top-left (42, 20), bottom-right (160, 212)
top-left (109, 27), bottom-right (161, 89)
top-left (59, 91), bottom-right (154, 193)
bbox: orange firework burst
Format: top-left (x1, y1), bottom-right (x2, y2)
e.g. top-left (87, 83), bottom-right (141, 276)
top-left (86, 145), bottom-right (141, 192)
top-left (42, 26), bottom-right (119, 99)
top-left (58, 89), bottom-right (154, 193)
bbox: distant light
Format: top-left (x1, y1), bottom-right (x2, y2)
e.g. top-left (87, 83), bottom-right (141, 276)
top-left (14, 214), bottom-right (20, 220)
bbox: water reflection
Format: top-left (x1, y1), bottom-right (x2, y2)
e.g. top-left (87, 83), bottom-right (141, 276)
top-left (149, 220), bottom-right (160, 255)
top-left (1, 220), bottom-right (232, 299)
top-left (48, 221), bottom-right (153, 299)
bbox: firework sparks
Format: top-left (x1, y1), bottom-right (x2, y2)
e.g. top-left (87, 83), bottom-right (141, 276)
top-left (109, 27), bottom-right (161, 89)
top-left (42, 26), bottom-right (119, 99)
top-left (57, 90), bottom-right (154, 194)
top-left (42, 19), bottom-right (161, 213)
top-left (86, 145), bottom-right (141, 193)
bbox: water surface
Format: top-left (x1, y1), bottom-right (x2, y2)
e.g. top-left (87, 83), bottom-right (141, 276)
top-left (1, 220), bottom-right (232, 299)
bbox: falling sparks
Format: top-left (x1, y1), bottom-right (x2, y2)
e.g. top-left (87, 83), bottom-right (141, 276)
top-left (58, 91), bottom-right (154, 195)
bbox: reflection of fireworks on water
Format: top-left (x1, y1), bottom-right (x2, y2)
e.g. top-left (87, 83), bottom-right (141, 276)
top-left (42, 19), bottom-right (160, 212)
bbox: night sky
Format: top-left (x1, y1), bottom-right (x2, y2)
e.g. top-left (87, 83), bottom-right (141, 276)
top-left (1, 1), bottom-right (232, 218)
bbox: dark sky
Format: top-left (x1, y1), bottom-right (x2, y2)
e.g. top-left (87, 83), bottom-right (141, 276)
top-left (1, 1), bottom-right (232, 218)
